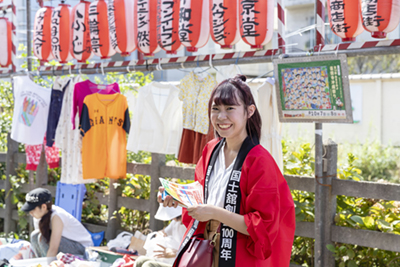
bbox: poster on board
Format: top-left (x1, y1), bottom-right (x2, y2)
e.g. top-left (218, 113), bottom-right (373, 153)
top-left (273, 54), bottom-right (353, 123)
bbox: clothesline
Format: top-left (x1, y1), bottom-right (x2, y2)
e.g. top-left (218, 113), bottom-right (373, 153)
top-left (1, 39), bottom-right (400, 79)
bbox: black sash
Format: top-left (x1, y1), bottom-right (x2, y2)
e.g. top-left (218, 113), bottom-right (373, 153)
top-left (177, 136), bottom-right (259, 267)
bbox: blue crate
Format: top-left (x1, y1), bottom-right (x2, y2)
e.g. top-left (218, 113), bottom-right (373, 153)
top-left (55, 182), bottom-right (86, 222)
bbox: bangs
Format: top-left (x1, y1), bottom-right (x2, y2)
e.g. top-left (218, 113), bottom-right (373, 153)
top-left (212, 82), bottom-right (240, 106)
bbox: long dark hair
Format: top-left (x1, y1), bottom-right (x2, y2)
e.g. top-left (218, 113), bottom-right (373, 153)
top-left (208, 74), bottom-right (262, 140)
top-left (39, 202), bottom-right (53, 243)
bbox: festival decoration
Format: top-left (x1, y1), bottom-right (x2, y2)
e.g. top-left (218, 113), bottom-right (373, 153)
top-left (179, 0), bottom-right (210, 52)
top-left (110, 0), bottom-right (137, 56)
top-left (239, 0), bottom-right (274, 49)
top-left (136, 0), bottom-right (160, 56)
top-left (51, 3), bottom-right (73, 63)
top-left (210, 0), bottom-right (240, 49)
top-left (361, 0), bottom-right (400, 38)
top-left (71, 0), bottom-right (93, 62)
top-left (157, 0), bottom-right (182, 54)
top-left (88, 0), bottom-right (116, 59)
top-left (0, 18), bottom-right (12, 67)
top-left (327, 0), bottom-right (364, 42)
top-left (33, 6), bottom-right (53, 62)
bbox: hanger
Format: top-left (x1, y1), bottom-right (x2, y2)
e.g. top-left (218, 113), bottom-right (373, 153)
top-left (193, 57), bottom-right (212, 79)
top-left (234, 51), bottom-right (243, 74)
top-left (249, 70), bottom-right (274, 83)
top-left (208, 54), bottom-right (220, 74)
top-left (178, 62), bottom-right (191, 73)
top-left (68, 64), bottom-right (74, 77)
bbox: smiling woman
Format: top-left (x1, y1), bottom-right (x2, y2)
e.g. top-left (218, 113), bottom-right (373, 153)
top-left (159, 75), bottom-right (296, 267)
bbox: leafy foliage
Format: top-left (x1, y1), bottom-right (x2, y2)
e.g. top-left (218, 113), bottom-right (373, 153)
top-left (287, 140), bottom-right (400, 266)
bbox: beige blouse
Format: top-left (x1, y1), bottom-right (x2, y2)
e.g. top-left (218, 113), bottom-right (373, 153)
top-left (178, 72), bottom-right (217, 135)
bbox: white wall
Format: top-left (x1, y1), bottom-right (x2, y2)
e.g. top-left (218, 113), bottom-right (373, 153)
top-left (280, 76), bottom-right (400, 146)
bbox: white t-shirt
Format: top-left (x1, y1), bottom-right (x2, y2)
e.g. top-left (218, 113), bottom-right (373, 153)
top-left (164, 219), bottom-right (187, 245)
top-left (207, 141), bottom-right (237, 208)
top-left (11, 76), bottom-right (51, 145)
top-left (34, 206), bottom-right (94, 247)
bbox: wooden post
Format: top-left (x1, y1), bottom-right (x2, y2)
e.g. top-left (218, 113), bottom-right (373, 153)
top-left (149, 153), bottom-right (165, 231)
top-left (106, 179), bottom-right (121, 241)
top-left (5, 134), bottom-right (18, 233)
top-left (315, 138), bottom-right (337, 267)
top-left (35, 148), bottom-right (48, 186)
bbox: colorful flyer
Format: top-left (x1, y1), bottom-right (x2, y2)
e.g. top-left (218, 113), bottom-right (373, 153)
top-left (159, 178), bottom-right (204, 208)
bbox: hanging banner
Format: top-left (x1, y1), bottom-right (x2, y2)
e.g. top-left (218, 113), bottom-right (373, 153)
top-left (273, 55), bottom-right (353, 123)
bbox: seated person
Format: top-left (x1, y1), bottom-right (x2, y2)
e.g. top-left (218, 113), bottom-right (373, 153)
top-left (135, 204), bottom-right (186, 267)
top-left (21, 188), bottom-right (94, 257)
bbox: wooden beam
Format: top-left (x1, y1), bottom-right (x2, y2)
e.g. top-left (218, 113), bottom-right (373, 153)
top-left (285, 175), bottom-right (315, 192)
top-left (117, 196), bottom-right (150, 212)
top-left (0, 153), bottom-right (6, 162)
top-left (332, 179), bottom-right (400, 202)
top-left (332, 225), bottom-right (400, 253)
top-left (126, 163), bottom-right (151, 176)
top-left (19, 184), bottom-right (56, 195)
top-left (159, 166), bottom-right (195, 180)
top-left (295, 221), bottom-right (315, 239)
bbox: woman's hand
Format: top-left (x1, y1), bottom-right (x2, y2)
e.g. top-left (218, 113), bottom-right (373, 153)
top-left (157, 187), bottom-right (178, 208)
top-left (187, 204), bottom-right (217, 222)
top-left (153, 244), bottom-right (177, 258)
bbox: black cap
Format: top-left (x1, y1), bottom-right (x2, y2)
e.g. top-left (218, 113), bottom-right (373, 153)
top-left (21, 188), bottom-right (52, 212)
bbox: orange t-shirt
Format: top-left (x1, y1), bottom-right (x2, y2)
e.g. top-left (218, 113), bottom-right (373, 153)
top-left (79, 93), bottom-right (130, 179)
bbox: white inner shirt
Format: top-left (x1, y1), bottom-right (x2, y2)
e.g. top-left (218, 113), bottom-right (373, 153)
top-left (207, 141), bottom-right (237, 208)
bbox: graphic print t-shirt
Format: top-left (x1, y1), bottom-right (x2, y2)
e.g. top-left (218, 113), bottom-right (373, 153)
top-left (11, 76), bottom-right (51, 145)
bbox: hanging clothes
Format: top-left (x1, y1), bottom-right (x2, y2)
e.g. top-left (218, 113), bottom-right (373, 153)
top-left (80, 93), bottom-right (130, 179)
top-left (46, 77), bottom-right (70, 147)
top-left (127, 82), bottom-right (183, 156)
top-left (71, 80), bottom-right (120, 129)
top-left (179, 72), bottom-right (216, 135)
top-left (216, 64), bottom-right (242, 84)
top-left (25, 136), bottom-right (59, 171)
top-left (54, 76), bottom-right (96, 184)
top-left (11, 76), bottom-right (51, 145)
top-left (257, 78), bottom-right (283, 171)
top-left (177, 127), bottom-right (214, 164)
top-left (177, 72), bottom-right (217, 164)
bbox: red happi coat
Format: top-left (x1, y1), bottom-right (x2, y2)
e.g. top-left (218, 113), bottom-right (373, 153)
top-left (181, 139), bottom-right (296, 267)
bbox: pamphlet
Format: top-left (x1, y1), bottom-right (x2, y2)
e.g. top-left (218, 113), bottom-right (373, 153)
top-left (159, 178), bottom-right (204, 208)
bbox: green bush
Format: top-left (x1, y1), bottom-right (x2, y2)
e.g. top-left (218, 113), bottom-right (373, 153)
top-left (286, 140), bottom-right (400, 266)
